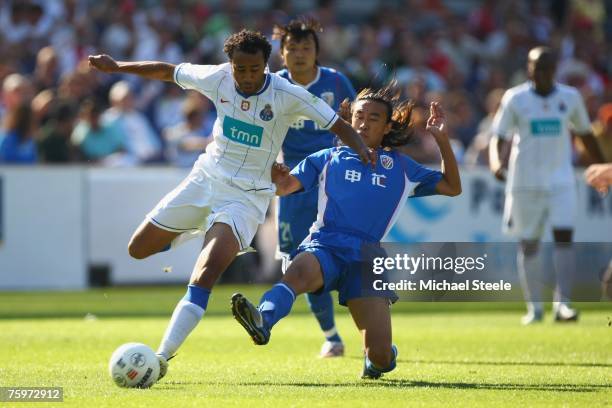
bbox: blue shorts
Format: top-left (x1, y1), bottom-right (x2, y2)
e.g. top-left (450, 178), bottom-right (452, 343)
top-left (277, 188), bottom-right (318, 254)
top-left (294, 231), bottom-right (398, 306)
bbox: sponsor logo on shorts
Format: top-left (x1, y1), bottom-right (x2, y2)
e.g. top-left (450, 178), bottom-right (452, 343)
top-left (223, 116), bottom-right (264, 147)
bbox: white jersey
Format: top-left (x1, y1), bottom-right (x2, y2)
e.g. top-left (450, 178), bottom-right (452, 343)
top-left (492, 82), bottom-right (591, 192)
top-left (174, 62), bottom-right (338, 195)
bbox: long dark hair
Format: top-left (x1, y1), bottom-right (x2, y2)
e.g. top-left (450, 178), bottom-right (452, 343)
top-left (353, 82), bottom-right (415, 147)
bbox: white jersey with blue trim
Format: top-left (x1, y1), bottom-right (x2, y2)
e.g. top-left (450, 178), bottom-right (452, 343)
top-left (492, 82), bottom-right (591, 192)
top-left (174, 62), bottom-right (339, 195)
top-left (277, 66), bottom-right (356, 166)
top-left (291, 146), bottom-right (443, 242)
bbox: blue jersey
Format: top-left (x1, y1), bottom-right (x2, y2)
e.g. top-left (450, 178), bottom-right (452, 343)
top-left (278, 67), bottom-right (356, 167)
top-left (291, 146), bottom-right (443, 242)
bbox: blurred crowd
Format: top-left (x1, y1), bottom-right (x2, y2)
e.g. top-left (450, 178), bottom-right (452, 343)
top-left (1, 0), bottom-right (611, 167)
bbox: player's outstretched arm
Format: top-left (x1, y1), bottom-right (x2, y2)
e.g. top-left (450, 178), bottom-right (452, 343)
top-left (426, 102), bottom-right (462, 197)
top-left (330, 118), bottom-right (377, 168)
top-left (271, 163), bottom-right (302, 196)
top-left (488, 135), bottom-right (510, 182)
top-left (88, 54), bottom-right (175, 82)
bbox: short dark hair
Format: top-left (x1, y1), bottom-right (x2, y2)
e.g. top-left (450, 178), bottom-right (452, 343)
top-left (273, 17), bottom-right (322, 54)
top-left (223, 29), bottom-right (272, 63)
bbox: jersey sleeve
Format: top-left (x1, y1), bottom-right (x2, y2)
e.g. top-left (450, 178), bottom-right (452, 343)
top-left (290, 148), bottom-right (333, 192)
top-left (568, 90), bottom-right (592, 135)
top-left (280, 81), bottom-right (339, 130)
top-left (400, 154), bottom-right (444, 198)
top-left (173, 63), bottom-right (226, 96)
top-left (491, 90), bottom-right (517, 140)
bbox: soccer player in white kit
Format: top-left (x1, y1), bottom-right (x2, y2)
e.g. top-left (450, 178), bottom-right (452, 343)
top-left (88, 30), bottom-right (376, 380)
top-left (489, 46), bottom-right (604, 325)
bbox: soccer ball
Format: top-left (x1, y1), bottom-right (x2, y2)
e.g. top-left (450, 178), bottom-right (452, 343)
top-left (108, 343), bottom-right (160, 388)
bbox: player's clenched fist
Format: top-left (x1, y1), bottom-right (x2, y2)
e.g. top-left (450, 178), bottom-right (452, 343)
top-left (88, 54), bottom-right (120, 73)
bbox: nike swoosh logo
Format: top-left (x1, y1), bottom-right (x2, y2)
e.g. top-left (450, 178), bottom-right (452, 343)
top-left (342, 156), bottom-right (361, 161)
top-left (220, 98), bottom-right (229, 103)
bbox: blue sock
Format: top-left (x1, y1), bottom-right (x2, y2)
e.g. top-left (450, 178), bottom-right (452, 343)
top-left (183, 284), bottom-right (211, 310)
top-left (258, 283), bottom-right (296, 329)
top-left (306, 292), bottom-right (342, 343)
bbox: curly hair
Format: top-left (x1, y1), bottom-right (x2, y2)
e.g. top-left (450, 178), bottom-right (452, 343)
top-left (223, 29), bottom-right (272, 63)
top-left (273, 17), bottom-right (322, 54)
top-left (354, 82), bottom-right (415, 147)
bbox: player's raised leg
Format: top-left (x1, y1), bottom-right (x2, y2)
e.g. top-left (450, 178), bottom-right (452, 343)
top-left (232, 251), bottom-right (324, 345)
top-left (347, 297), bottom-right (397, 379)
top-left (127, 220), bottom-right (180, 259)
top-left (157, 222), bottom-right (240, 378)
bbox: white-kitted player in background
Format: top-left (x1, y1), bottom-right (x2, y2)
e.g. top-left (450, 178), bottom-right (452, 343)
top-left (489, 46), bottom-right (604, 324)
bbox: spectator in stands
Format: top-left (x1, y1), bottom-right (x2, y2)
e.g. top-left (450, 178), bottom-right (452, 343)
top-left (71, 98), bottom-right (126, 164)
top-left (101, 80), bottom-right (162, 164)
top-left (0, 102), bottom-right (37, 163)
top-left (576, 103), bottom-right (612, 164)
top-left (162, 94), bottom-right (214, 168)
top-left (37, 99), bottom-right (78, 163)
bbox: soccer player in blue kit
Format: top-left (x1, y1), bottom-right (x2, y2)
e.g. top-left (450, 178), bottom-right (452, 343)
top-left (231, 85), bottom-right (461, 379)
top-left (274, 18), bottom-right (356, 358)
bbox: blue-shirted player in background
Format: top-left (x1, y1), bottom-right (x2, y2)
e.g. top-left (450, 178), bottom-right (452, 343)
top-left (274, 18), bottom-right (357, 358)
top-left (231, 85), bottom-right (461, 379)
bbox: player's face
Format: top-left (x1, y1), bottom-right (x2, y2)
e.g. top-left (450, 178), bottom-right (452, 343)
top-left (527, 56), bottom-right (555, 89)
top-left (231, 50), bottom-right (267, 94)
top-left (351, 100), bottom-right (392, 148)
top-left (281, 34), bottom-right (317, 75)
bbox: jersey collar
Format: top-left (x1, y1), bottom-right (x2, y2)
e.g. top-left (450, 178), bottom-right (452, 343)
top-left (287, 66), bottom-right (321, 89)
top-left (235, 73), bottom-right (271, 98)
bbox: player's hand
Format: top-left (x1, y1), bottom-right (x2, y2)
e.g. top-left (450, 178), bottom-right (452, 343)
top-left (358, 146), bottom-right (377, 168)
top-left (271, 162), bottom-right (291, 184)
top-left (88, 54), bottom-right (119, 74)
top-left (585, 163), bottom-right (612, 196)
top-left (338, 98), bottom-right (351, 122)
top-left (425, 101), bottom-right (448, 141)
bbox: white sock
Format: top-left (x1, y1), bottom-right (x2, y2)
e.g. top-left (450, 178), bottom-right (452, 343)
top-left (553, 244), bottom-right (575, 309)
top-left (157, 300), bottom-right (205, 359)
top-left (517, 248), bottom-right (543, 313)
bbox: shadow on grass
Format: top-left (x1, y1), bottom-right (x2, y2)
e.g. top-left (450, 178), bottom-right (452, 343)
top-left (346, 356), bottom-right (612, 368)
top-left (380, 357), bottom-right (612, 369)
top-left (159, 379), bottom-right (609, 393)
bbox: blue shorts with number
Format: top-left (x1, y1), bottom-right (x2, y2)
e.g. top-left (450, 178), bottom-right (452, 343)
top-left (278, 187), bottom-right (319, 255)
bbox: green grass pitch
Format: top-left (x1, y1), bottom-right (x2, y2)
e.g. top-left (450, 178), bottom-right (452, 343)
top-left (0, 286), bottom-right (610, 407)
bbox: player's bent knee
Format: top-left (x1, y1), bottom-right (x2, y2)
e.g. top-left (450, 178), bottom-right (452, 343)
top-left (127, 239), bottom-right (151, 260)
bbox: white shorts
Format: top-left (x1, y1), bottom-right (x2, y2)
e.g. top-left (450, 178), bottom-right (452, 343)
top-left (146, 165), bottom-right (271, 250)
top-left (503, 188), bottom-right (576, 240)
